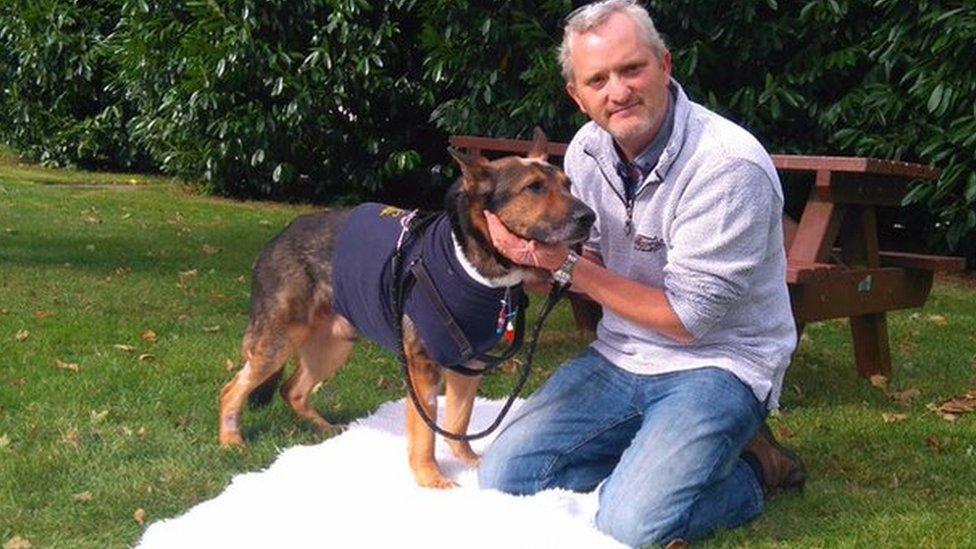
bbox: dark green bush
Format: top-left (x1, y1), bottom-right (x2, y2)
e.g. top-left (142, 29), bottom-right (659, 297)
top-left (0, 0), bottom-right (148, 170)
top-left (110, 0), bottom-right (441, 203)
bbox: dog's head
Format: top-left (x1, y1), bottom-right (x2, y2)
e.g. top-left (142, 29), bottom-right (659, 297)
top-left (447, 129), bottom-right (595, 267)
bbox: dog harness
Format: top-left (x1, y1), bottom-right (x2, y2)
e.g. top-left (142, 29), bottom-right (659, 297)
top-left (331, 203), bottom-right (525, 368)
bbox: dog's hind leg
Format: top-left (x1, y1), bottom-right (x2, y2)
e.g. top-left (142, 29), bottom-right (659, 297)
top-left (443, 369), bottom-right (483, 468)
top-left (281, 313), bottom-right (355, 433)
top-left (219, 325), bottom-right (297, 448)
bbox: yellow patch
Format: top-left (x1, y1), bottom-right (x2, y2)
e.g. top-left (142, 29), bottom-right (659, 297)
top-left (379, 206), bottom-right (407, 218)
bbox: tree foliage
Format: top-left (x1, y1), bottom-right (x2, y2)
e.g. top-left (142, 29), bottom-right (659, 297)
top-left (0, 0), bottom-right (973, 254)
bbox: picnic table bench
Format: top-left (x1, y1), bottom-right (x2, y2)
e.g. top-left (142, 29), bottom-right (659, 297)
top-left (450, 134), bottom-right (967, 380)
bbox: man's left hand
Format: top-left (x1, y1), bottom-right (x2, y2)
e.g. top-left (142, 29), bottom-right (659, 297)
top-left (484, 211), bottom-right (569, 271)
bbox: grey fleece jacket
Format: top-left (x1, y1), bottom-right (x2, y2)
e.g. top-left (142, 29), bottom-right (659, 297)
top-left (565, 80), bottom-right (797, 409)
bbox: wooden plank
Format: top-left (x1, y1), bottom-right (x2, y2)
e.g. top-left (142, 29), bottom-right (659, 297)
top-left (851, 313), bottom-right (892, 378)
top-left (789, 186), bottom-right (845, 263)
top-left (449, 135), bottom-right (569, 158)
top-left (789, 268), bottom-right (933, 323)
top-left (786, 261), bottom-right (843, 284)
top-left (839, 205), bottom-right (880, 268)
top-left (771, 155), bottom-right (939, 180)
top-left (878, 251), bottom-right (968, 272)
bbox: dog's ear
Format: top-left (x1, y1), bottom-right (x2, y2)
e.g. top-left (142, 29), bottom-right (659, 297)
top-left (527, 127), bottom-right (549, 161)
top-left (449, 147), bottom-right (490, 192)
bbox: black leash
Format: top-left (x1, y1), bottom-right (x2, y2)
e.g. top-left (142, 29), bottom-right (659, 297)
top-left (390, 210), bottom-right (570, 441)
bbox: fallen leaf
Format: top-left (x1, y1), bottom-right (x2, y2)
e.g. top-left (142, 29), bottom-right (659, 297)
top-left (224, 359), bottom-right (237, 372)
top-left (115, 266), bottom-right (130, 278)
top-left (0, 308), bottom-right (9, 314)
top-left (113, 344), bottom-right (137, 352)
top-left (121, 212), bottom-right (132, 220)
top-left (259, 219), bottom-right (271, 227)
top-left (34, 310), bottom-right (55, 320)
top-left (869, 374), bottom-right (889, 389)
top-left (882, 413), bottom-right (909, 423)
top-left (202, 325), bottom-right (221, 333)
top-left (179, 268), bottom-right (198, 278)
top-left (927, 314), bottom-right (948, 327)
top-left (72, 491), bottom-right (93, 502)
top-left (134, 508), bottom-right (147, 525)
top-left (63, 429), bottom-right (81, 447)
top-left (937, 395), bottom-right (976, 415)
top-left (138, 354), bottom-right (155, 362)
top-left (0, 434), bottom-right (9, 448)
top-left (925, 435), bottom-right (942, 454)
top-left (141, 330), bottom-right (158, 343)
top-left (4, 536), bottom-right (32, 549)
top-left (55, 359), bottom-right (80, 372)
top-left (137, 426), bottom-right (147, 437)
top-left (90, 409), bottom-right (108, 423)
top-left (85, 244), bottom-right (95, 252)
top-left (201, 244), bottom-right (221, 256)
top-left (14, 330), bottom-right (29, 342)
top-left (236, 275), bottom-right (246, 284)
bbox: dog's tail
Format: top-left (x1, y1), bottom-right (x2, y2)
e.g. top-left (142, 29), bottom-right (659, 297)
top-left (248, 370), bottom-right (283, 408)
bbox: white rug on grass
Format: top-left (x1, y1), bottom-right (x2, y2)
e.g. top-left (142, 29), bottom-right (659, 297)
top-left (139, 397), bottom-right (624, 548)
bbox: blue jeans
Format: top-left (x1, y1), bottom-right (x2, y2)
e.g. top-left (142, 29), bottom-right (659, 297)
top-left (479, 348), bottom-right (766, 547)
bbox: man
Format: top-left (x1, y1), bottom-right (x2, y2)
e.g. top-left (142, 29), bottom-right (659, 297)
top-left (478, 1), bottom-right (805, 546)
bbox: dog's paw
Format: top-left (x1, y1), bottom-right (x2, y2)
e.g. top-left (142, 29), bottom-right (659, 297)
top-left (219, 432), bottom-right (245, 449)
top-left (448, 442), bottom-right (481, 468)
top-left (418, 475), bottom-right (459, 490)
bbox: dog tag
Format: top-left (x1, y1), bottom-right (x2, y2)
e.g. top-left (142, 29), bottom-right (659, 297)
top-left (504, 320), bottom-right (515, 343)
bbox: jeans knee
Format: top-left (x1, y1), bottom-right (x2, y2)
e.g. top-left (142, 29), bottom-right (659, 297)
top-left (477, 448), bottom-right (532, 494)
top-left (596, 500), bottom-right (680, 548)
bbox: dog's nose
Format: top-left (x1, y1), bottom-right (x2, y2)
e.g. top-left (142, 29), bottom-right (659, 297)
top-left (574, 205), bottom-right (596, 229)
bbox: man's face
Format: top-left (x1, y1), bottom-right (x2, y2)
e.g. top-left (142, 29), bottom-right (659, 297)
top-left (565, 12), bottom-right (672, 158)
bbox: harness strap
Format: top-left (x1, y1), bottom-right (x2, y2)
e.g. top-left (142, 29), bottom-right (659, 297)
top-left (408, 260), bottom-right (476, 372)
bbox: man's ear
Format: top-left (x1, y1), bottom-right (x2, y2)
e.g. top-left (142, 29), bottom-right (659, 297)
top-left (448, 147), bottom-right (490, 192)
top-left (527, 127), bottom-right (549, 161)
top-left (565, 82), bottom-right (587, 115)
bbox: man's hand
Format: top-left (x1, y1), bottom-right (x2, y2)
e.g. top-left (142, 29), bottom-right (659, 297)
top-left (484, 211), bottom-right (569, 271)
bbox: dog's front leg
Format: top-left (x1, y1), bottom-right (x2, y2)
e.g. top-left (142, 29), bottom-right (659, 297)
top-left (403, 328), bottom-right (455, 488)
top-left (444, 368), bottom-right (482, 468)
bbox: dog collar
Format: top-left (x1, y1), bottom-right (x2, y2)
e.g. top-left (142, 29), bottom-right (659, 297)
top-left (451, 232), bottom-right (525, 288)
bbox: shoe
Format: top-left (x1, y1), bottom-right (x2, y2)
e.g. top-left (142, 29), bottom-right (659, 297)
top-left (743, 422), bottom-right (806, 497)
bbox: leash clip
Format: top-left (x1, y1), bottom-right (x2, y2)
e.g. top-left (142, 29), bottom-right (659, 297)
top-left (395, 209), bottom-right (419, 252)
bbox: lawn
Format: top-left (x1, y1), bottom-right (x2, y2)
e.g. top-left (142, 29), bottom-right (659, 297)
top-left (1, 151), bottom-right (974, 548)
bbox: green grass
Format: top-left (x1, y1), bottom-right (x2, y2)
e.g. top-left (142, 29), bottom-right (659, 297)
top-left (1, 154), bottom-right (975, 547)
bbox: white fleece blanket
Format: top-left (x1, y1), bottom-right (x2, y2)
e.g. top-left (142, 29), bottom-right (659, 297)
top-left (139, 398), bottom-right (624, 548)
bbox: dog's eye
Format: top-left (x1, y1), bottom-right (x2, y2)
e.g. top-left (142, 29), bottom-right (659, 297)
top-left (525, 181), bottom-right (545, 194)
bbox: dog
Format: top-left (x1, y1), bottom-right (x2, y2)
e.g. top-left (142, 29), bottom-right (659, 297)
top-left (218, 129), bottom-right (596, 488)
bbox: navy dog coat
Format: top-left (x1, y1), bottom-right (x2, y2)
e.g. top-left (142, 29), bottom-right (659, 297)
top-left (331, 203), bottom-right (523, 367)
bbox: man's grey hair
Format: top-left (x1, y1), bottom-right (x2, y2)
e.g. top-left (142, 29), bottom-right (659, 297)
top-left (558, 0), bottom-right (667, 82)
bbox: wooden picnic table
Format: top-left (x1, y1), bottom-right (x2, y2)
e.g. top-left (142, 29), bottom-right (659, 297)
top-left (450, 135), bottom-right (967, 380)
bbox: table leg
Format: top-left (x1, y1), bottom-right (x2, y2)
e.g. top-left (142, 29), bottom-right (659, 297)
top-left (850, 312), bottom-right (892, 378)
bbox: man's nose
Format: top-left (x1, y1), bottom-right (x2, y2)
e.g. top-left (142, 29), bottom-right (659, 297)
top-left (607, 73), bottom-right (630, 103)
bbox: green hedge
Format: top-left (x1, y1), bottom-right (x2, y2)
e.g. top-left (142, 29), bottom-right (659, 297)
top-left (1, 0), bottom-right (973, 256)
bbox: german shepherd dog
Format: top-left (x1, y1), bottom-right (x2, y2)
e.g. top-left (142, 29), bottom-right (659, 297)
top-left (218, 130), bottom-right (595, 488)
